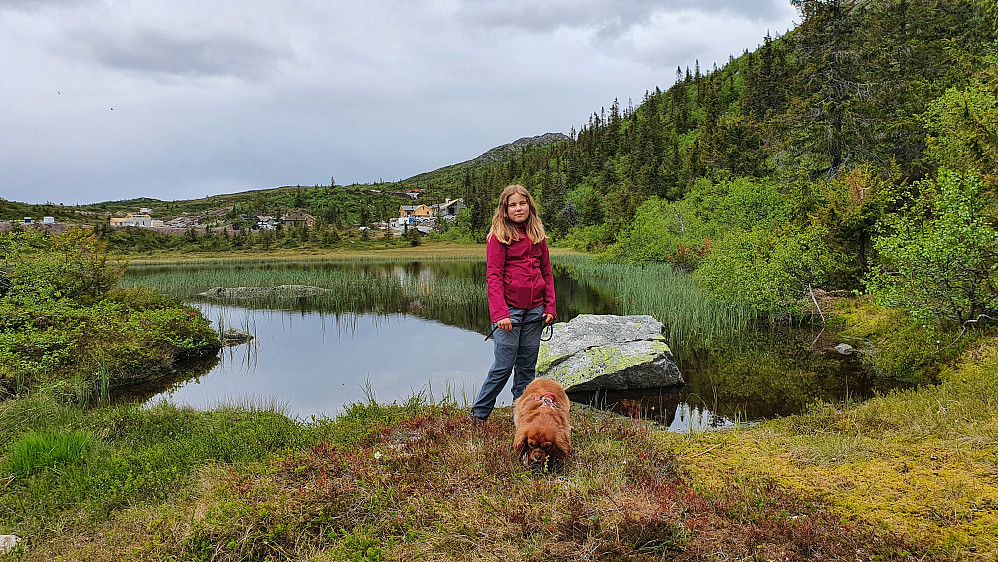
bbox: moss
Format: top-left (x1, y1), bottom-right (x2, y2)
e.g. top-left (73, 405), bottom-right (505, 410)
top-left (663, 334), bottom-right (998, 557)
top-left (830, 297), bottom-right (953, 382)
top-left (544, 340), bottom-right (671, 388)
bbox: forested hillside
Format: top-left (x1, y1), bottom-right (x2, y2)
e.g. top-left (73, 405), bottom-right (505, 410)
top-left (437, 0), bottom-right (998, 326)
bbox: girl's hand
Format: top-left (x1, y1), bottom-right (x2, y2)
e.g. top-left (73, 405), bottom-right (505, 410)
top-left (543, 314), bottom-right (554, 324)
top-left (497, 318), bottom-right (513, 331)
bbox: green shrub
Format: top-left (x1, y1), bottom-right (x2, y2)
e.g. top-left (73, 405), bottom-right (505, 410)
top-left (693, 225), bottom-right (842, 315)
top-left (0, 231), bottom-right (220, 396)
top-left (866, 169), bottom-right (998, 327)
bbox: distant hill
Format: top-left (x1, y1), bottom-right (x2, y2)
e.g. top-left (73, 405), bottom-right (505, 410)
top-left (400, 132), bottom-right (570, 194)
top-left (410, 132), bottom-right (568, 177)
top-left (0, 132), bottom-right (568, 223)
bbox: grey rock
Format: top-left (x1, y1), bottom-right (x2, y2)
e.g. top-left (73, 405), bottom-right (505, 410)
top-left (834, 343), bottom-right (855, 355)
top-left (0, 535), bottom-right (21, 554)
top-left (536, 314), bottom-right (683, 392)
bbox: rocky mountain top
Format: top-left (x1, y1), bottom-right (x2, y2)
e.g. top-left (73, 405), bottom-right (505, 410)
top-left (468, 132), bottom-right (569, 165)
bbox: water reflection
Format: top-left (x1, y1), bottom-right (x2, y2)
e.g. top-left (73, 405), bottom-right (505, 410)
top-left (121, 259), bottom-right (910, 430)
top-left (144, 305), bottom-right (498, 420)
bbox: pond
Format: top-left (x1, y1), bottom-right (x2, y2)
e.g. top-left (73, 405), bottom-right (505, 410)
top-left (121, 256), bottom-right (906, 430)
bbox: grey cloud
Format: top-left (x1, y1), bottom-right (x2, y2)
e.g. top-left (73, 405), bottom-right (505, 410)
top-left (69, 29), bottom-right (293, 81)
top-left (0, 0), bottom-right (90, 12)
top-left (458, 0), bottom-right (792, 36)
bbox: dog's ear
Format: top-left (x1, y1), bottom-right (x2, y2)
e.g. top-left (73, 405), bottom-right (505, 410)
top-left (512, 430), bottom-right (528, 458)
top-left (553, 429), bottom-right (572, 458)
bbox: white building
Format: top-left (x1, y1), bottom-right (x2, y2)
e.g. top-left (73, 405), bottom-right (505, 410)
top-left (110, 214), bottom-right (153, 227)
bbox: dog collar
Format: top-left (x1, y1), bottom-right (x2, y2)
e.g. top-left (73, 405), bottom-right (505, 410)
top-left (534, 392), bottom-right (559, 409)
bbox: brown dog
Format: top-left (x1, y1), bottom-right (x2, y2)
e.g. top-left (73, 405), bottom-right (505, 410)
top-left (513, 378), bottom-right (572, 469)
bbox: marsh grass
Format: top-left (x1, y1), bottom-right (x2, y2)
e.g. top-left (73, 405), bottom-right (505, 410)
top-left (124, 254), bottom-right (759, 357)
top-left (126, 241), bottom-right (494, 263)
top-left (552, 255), bottom-right (756, 353)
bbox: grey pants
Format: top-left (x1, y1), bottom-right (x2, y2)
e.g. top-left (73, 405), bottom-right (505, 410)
top-left (470, 305), bottom-right (545, 421)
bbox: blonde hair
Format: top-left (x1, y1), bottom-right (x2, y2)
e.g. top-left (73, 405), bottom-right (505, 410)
top-left (487, 185), bottom-right (546, 245)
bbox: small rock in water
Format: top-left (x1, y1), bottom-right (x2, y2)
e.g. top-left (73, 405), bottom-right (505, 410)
top-left (221, 328), bottom-right (254, 345)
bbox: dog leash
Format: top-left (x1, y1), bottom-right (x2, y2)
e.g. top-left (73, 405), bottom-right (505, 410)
top-left (484, 317), bottom-right (554, 341)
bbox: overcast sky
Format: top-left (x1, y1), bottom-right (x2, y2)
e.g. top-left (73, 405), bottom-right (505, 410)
top-left (1, 0), bottom-right (799, 205)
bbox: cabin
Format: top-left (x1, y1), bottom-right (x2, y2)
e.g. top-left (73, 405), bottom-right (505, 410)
top-left (254, 215), bottom-right (281, 230)
top-left (282, 212), bottom-right (317, 228)
top-left (432, 198), bottom-right (464, 219)
top-left (399, 204), bottom-right (434, 219)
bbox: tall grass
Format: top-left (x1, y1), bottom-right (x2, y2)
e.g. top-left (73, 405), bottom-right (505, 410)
top-left (553, 255), bottom-right (756, 352)
top-left (4, 429), bottom-right (94, 477)
top-left (0, 395), bottom-right (301, 534)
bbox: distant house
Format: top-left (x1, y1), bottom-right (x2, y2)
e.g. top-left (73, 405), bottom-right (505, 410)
top-left (255, 215), bottom-right (281, 230)
top-left (139, 207), bottom-right (153, 214)
top-left (110, 214), bottom-right (153, 227)
top-left (432, 198), bottom-right (464, 218)
top-left (282, 212), bottom-right (316, 228)
top-left (389, 216), bottom-right (414, 229)
top-left (399, 204), bottom-right (434, 219)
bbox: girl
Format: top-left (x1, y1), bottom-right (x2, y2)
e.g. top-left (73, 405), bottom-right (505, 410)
top-left (469, 185), bottom-right (556, 422)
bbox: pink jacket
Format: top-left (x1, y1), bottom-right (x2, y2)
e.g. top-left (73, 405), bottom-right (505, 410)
top-left (486, 227), bottom-right (556, 323)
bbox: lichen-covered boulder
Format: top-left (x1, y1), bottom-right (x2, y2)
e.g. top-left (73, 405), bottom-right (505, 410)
top-left (536, 314), bottom-right (683, 392)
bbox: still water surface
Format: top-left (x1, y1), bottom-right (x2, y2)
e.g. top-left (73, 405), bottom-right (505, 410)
top-left (123, 259), bottom-right (906, 431)
top-left (150, 307), bottom-right (496, 419)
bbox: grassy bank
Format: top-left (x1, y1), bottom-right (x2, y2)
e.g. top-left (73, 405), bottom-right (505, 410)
top-left (0, 230), bottom-right (220, 399)
top-left (2, 333), bottom-right (996, 560)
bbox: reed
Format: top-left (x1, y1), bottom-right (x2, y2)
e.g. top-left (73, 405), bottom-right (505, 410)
top-left (552, 255), bottom-right (757, 351)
